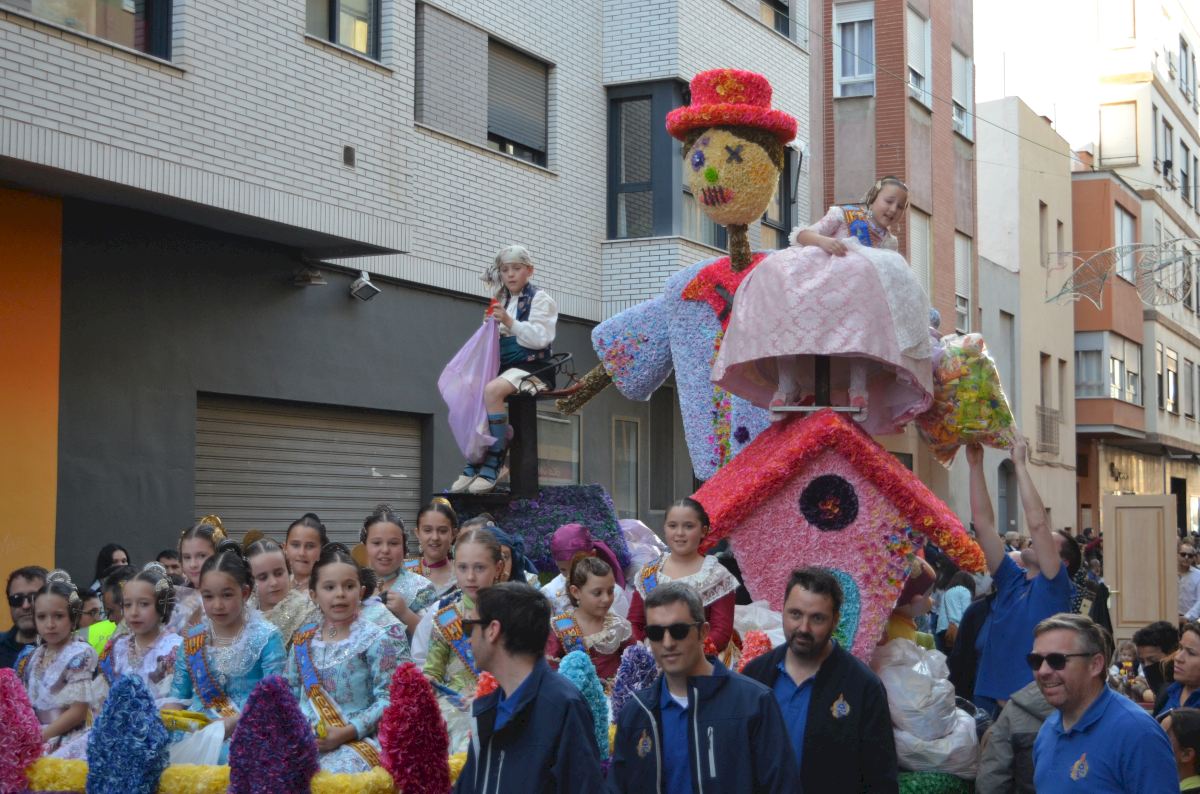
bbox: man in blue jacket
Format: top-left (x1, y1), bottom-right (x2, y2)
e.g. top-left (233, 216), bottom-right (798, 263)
top-left (610, 582), bottom-right (797, 793)
top-left (741, 567), bottom-right (898, 792)
top-left (456, 582), bottom-right (604, 794)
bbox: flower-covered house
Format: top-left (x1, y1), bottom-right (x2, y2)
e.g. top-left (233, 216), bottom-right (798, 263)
top-left (695, 409), bottom-right (984, 661)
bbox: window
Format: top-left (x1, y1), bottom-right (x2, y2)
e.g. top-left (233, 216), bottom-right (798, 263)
top-left (1098, 102), bottom-right (1138, 167)
top-left (906, 7), bottom-right (932, 106)
top-left (611, 97), bottom-right (654, 238)
top-left (12, 0), bottom-right (171, 57)
top-left (1126, 345), bottom-right (1141, 404)
top-left (307, 0), bottom-right (380, 58)
top-left (909, 208), bottom-right (931, 293)
top-left (834, 2), bottom-right (875, 98)
top-left (1185, 143), bottom-right (1193, 205)
top-left (1038, 201), bottom-right (1048, 266)
top-left (650, 387), bottom-right (676, 511)
top-left (1108, 353), bottom-right (1126, 400)
top-left (1153, 105), bottom-right (1160, 166)
top-left (1157, 342), bottom-right (1165, 409)
top-left (954, 233), bottom-right (972, 332)
top-left (1114, 204), bottom-right (1136, 279)
top-left (1056, 220), bottom-right (1065, 268)
top-left (537, 411), bottom-right (580, 486)
top-left (1040, 353), bottom-right (1052, 407)
top-left (1168, 348), bottom-right (1180, 414)
top-left (487, 41), bottom-right (549, 166)
top-left (759, 0), bottom-right (790, 37)
top-left (761, 152), bottom-right (792, 250)
top-left (612, 418), bottom-right (640, 520)
top-left (1194, 154), bottom-right (1199, 208)
top-left (1184, 38), bottom-right (1194, 100)
top-left (1187, 359), bottom-right (1196, 418)
top-left (1164, 120), bottom-right (1176, 182)
top-left (1077, 350), bottom-right (1104, 397)
top-left (952, 48), bottom-right (973, 138)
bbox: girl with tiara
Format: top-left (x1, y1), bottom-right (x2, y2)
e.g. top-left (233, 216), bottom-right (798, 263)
top-left (544, 555), bottom-right (633, 685)
top-left (712, 176), bottom-right (933, 434)
top-left (285, 513), bottom-right (327, 592)
top-left (627, 499), bottom-right (740, 662)
top-left (405, 497), bottom-right (459, 599)
top-left (287, 544), bottom-right (404, 773)
top-left (170, 518), bottom-right (226, 633)
top-left (362, 504), bottom-right (436, 635)
top-left (246, 537), bottom-right (317, 649)
top-left (164, 541), bottom-right (286, 763)
top-left (542, 522), bottom-right (631, 618)
top-left (16, 570), bottom-right (100, 758)
top-left (419, 527), bottom-right (503, 752)
top-left (97, 563), bottom-right (183, 707)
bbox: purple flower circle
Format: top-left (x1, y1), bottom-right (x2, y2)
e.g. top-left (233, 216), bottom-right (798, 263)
top-left (799, 475), bottom-right (858, 531)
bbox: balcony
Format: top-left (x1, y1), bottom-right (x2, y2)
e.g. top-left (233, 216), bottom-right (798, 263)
top-left (1037, 405), bottom-right (1061, 455)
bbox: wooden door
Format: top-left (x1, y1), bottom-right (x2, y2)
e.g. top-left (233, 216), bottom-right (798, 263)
top-left (1102, 494), bottom-right (1176, 643)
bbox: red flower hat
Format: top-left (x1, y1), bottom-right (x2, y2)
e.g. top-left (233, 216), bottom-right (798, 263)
top-left (667, 68), bottom-right (797, 143)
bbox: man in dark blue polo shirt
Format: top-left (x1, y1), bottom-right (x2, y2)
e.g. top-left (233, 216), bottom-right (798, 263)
top-left (1, 566), bottom-right (46, 669)
top-left (742, 566), bottom-right (897, 792)
top-left (1031, 612), bottom-right (1175, 792)
top-left (967, 437), bottom-right (1074, 715)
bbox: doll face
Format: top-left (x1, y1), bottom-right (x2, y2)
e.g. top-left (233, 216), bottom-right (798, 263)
top-left (685, 128), bottom-right (780, 226)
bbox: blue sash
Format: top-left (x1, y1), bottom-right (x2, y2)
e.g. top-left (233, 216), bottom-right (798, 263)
top-left (183, 625), bottom-right (238, 718)
top-left (552, 612), bottom-right (585, 655)
top-left (841, 206), bottom-right (881, 247)
top-left (434, 603), bottom-right (479, 677)
top-left (15, 646), bottom-right (33, 681)
top-left (639, 560), bottom-right (663, 595)
top-left (98, 638), bottom-right (116, 684)
top-left (292, 624), bottom-right (380, 766)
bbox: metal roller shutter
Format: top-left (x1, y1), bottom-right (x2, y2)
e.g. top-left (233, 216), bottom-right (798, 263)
top-left (195, 395), bottom-right (422, 548)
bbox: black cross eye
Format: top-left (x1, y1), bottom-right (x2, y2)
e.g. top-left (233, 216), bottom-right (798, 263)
top-left (725, 144), bottom-right (744, 163)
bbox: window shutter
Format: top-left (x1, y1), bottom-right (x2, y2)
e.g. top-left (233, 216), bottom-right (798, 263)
top-left (951, 49), bottom-right (969, 106)
top-left (488, 41), bottom-right (548, 152)
top-left (1098, 102), bottom-right (1138, 167)
top-left (837, 1), bottom-right (874, 23)
top-left (909, 209), bottom-right (931, 294)
top-left (955, 233), bottom-right (971, 296)
top-left (906, 8), bottom-right (926, 75)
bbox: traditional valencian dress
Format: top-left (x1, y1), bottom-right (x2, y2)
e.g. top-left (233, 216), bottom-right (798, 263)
top-left (712, 205), bottom-right (933, 435)
top-left (97, 630), bottom-right (183, 707)
top-left (421, 591), bottom-right (479, 753)
top-left (287, 618), bottom-right (403, 773)
top-left (249, 588), bottom-right (318, 651)
top-left (168, 611), bottom-right (286, 763)
top-left (17, 638), bottom-right (100, 758)
top-left (404, 557), bottom-right (458, 600)
top-left (628, 554), bottom-right (741, 661)
top-left (545, 611), bottom-right (633, 683)
top-left (377, 567), bottom-right (437, 618)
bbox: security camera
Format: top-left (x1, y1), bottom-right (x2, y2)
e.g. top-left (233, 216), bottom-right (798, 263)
top-left (350, 270), bottom-right (381, 301)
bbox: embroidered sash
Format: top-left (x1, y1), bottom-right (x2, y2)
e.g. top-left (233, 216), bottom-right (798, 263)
top-left (183, 627), bottom-right (239, 719)
top-left (552, 612), bottom-right (586, 656)
top-left (841, 206), bottom-right (880, 248)
top-left (639, 561), bottom-right (662, 595)
top-left (292, 625), bottom-right (381, 767)
top-left (15, 647), bottom-right (32, 680)
top-left (403, 558), bottom-right (425, 576)
top-left (434, 603), bottom-right (480, 677)
top-left (98, 638), bottom-right (116, 684)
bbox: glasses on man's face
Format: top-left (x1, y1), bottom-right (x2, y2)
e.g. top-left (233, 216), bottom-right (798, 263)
top-left (1026, 652), bottom-right (1094, 671)
top-left (1183, 552), bottom-right (1197, 559)
top-left (82, 608), bottom-right (103, 620)
top-left (7, 592), bottom-right (36, 609)
top-left (461, 618), bottom-right (486, 635)
top-left (644, 622), bottom-right (702, 643)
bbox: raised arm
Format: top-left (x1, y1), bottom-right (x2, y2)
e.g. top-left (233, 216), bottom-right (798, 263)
top-left (1012, 435), bottom-right (1058, 580)
top-left (967, 443), bottom-right (1004, 574)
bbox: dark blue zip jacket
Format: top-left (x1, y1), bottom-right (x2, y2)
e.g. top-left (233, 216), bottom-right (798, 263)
top-left (608, 658), bottom-right (799, 794)
top-left (454, 658), bottom-right (605, 794)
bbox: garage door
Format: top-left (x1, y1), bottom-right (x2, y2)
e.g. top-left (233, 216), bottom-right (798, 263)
top-left (195, 394), bottom-right (422, 547)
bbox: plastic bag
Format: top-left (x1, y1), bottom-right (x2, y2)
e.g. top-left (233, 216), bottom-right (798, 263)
top-left (438, 317), bottom-right (500, 462)
top-left (873, 639), bottom-right (956, 741)
top-left (734, 601), bottom-right (785, 648)
top-left (168, 718), bottom-right (225, 765)
top-left (916, 332), bottom-right (1016, 468)
top-left (618, 519), bottom-right (667, 583)
top-left (894, 708), bottom-right (980, 777)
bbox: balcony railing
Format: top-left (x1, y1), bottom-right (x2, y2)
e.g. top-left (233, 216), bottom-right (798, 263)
top-left (1037, 405), bottom-right (1061, 455)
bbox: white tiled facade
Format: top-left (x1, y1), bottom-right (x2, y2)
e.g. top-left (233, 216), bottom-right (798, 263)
top-left (1, 0), bottom-right (809, 322)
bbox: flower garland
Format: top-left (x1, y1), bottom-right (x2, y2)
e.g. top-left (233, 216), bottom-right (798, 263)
top-left (474, 671), bottom-right (499, 699)
top-left (0, 666), bottom-right (43, 793)
top-left (86, 675), bottom-right (169, 794)
top-left (558, 651), bottom-right (610, 760)
top-left (609, 644), bottom-right (657, 725)
top-left (679, 253), bottom-right (767, 329)
top-left (24, 759), bottom-right (394, 794)
top-left (228, 675), bottom-right (319, 794)
top-left (378, 662), bottom-right (449, 794)
top-left (736, 631), bottom-right (772, 672)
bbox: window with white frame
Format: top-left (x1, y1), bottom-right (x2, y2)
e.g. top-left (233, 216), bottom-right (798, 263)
top-left (951, 48), bottom-right (973, 138)
top-left (1098, 102), bottom-right (1138, 167)
top-left (612, 417), bottom-right (640, 519)
top-left (909, 208), bottom-right (931, 294)
top-left (1183, 38), bottom-right (1194, 100)
top-left (1164, 120), bottom-right (1176, 182)
top-left (954, 232), bottom-right (972, 332)
top-left (1194, 153), bottom-right (1200, 208)
top-left (1114, 204), bottom-right (1136, 279)
top-left (906, 7), bottom-right (931, 107)
top-left (1126, 341), bottom-right (1141, 404)
top-left (1153, 105), bottom-right (1160, 166)
top-left (1077, 349), bottom-right (1104, 397)
top-left (834, 2), bottom-right (875, 98)
top-left (1185, 143), bottom-right (1193, 205)
top-left (1168, 348), bottom-right (1180, 414)
top-left (1187, 358), bottom-right (1196, 418)
top-left (1158, 342), bottom-right (1165, 409)
top-left (1109, 351), bottom-right (1126, 400)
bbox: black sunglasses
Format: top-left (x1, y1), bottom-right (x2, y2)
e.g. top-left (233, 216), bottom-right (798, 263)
top-left (7, 592), bottom-right (36, 608)
top-left (1026, 652), bottom-right (1095, 671)
top-left (461, 618), bottom-right (487, 634)
top-left (645, 622), bottom-right (702, 642)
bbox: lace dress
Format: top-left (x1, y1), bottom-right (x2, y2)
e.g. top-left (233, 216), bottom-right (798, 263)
top-left (628, 554), bottom-right (740, 657)
top-left (422, 593), bottom-right (478, 753)
top-left (249, 588), bottom-right (318, 650)
top-left (545, 611), bottom-right (634, 682)
top-left (98, 631), bottom-right (183, 707)
top-left (18, 638), bottom-right (100, 758)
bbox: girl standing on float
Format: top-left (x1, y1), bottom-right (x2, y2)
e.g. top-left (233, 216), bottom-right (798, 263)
top-left (362, 504), bottom-right (436, 635)
top-left (405, 497), bottom-right (459, 599)
top-left (97, 563), bottom-right (183, 707)
top-left (287, 544), bottom-right (403, 773)
top-left (164, 542), bottom-right (285, 763)
top-left (627, 498), bottom-right (739, 659)
top-left (285, 513), bottom-right (327, 592)
top-left (544, 555), bottom-right (633, 685)
top-left (246, 538), bottom-right (317, 649)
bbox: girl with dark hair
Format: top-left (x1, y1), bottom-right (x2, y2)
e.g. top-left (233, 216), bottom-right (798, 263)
top-left (544, 555), bottom-right (633, 682)
top-left (628, 498), bottom-right (739, 660)
top-left (172, 520), bottom-right (228, 633)
top-left (542, 522), bottom-right (631, 618)
top-left (89, 542), bottom-right (129, 594)
top-left (405, 497), bottom-right (459, 597)
top-left (246, 538), bottom-right (317, 649)
top-left (16, 570), bottom-right (99, 758)
top-left (362, 504), bottom-right (436, 633)
top-left (164, 541), bottom-right (286, 763)
top-left (286, 544), bottom-right (406, 773)
top-left (285, 512), bottom-right (328, 592)
top-left (96, 562), bottom-right (183, 708)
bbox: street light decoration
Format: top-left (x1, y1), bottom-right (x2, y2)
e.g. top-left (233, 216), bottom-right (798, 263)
top-left (1048, 239), bottom-right (1200, 309)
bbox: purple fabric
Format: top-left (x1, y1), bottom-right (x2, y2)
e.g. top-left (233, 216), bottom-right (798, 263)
top-left (438, 318), bottom-right (500, 462)
top-left (550, 523), bottom-right (626, 588)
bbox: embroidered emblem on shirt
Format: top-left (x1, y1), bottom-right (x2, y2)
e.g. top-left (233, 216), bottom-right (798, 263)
top-left (1070, 752), bottom-right (1089, 780)
top-left (831, 693), bottom-right (851, 719)
top-left (637, 729), bottom-right (653, 758)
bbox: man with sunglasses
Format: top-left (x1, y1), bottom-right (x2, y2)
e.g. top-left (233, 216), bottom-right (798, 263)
top-left (1, 565), bottom-right (47, 669)
top-left (1031, 613), bottom-right (1175, 792)
top-left (610, 582), bottom-right (796, 793)
top-left (456, 582), bottom-right (603, 794)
